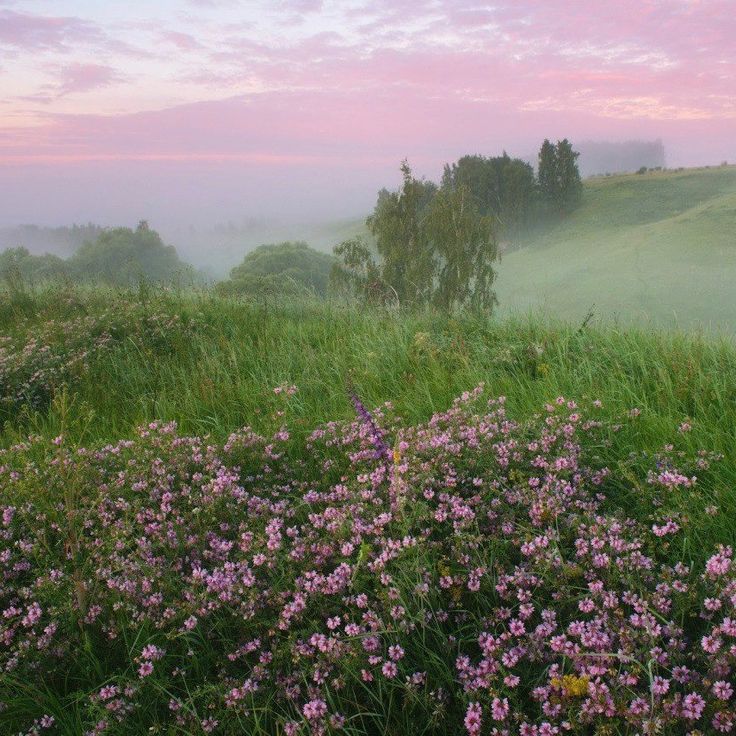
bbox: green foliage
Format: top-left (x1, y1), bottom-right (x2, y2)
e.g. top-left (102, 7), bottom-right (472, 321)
top-left (218, 241), bottom-right (335, 298)
top-left (366, 161), bottom-right (438, 306)
top-left (330, 237), bottom-right (385, 303)
top-left (555, 138), bottom-right (583, 211)
top-left (0, 247), bottom-right (69, 285)
top-left (334, 162), bottom-right (498, 311)
top-left (1, 287), bottom-right (736, 568)
top-left (537, 138), bottom-right (583, 214)
top-left (441, 153), bottom-right (537, 235)
top-left (1, 222), bottom-right (194, 289)
top-left (423, 184), bottom-right (497, 311)
top-left (537, 139), bottom-right (558, 208)
top-left (3, 287), bottom-right (736, 735)
top-left (68, 220), bottom-right (192, 286)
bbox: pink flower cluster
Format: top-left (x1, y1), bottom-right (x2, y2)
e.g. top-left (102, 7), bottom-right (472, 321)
top-left (1, 387), bottom-right (734, 734)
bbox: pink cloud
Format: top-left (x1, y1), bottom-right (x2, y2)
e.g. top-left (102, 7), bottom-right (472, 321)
top-left (56, 63), bottom-right (122, 96)
top-left (0, 9), bottom-right (101, 51)
top-left (0, 0), bottom-right (734, 225)
top-left (160, 31), bottom-right (202, 51)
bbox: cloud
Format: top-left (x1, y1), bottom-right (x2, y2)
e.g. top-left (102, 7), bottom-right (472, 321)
top-left (0, 9), bottom-right (102, 51)
top-left (18, 63), bottom-right (123, 104)
top-left (0, 0), bottom-right (734, 185)
top-left (160, 31), bottom-right (203, 51)
top-left (54, 63), bottom-right (123, 97)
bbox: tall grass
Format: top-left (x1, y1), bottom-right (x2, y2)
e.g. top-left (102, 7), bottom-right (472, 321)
top-left (2, 285), bottom-right (736, 559)
top-left (3, 285), bottom-right (736, 734)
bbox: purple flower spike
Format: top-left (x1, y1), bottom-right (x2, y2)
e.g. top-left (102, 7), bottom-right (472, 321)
top-left (348, 387), bottom-right (392, 465)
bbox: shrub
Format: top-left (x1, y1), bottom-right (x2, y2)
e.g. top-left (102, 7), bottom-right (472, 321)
top-left (218, 242), bottom-right (335, 298)
top-left (68, 221), bottom-right (192, 286)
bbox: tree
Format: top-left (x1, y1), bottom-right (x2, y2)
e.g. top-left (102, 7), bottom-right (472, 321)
top-left (555, 138), bottom-right (582, 213)
top-left (442, 153), bottom-right (537, 237)
top-left (330, 238), bottom-right (386, 304)
top-left (538, 139), bottom-right (558, 212)
top-left (498, 157), bottom-right (537, 235)
top-left (219, 242), bottom-right (335, 298)
top-left (366, 161), bottom-right (437, 307)
top-left (333, 161), bottom-right (499, 312)
top-left (423, 184), bottom-right (498, 311)
top-left (69, 223), bottom-right (192, 285)
top-left (0, 247), bottom-right (68, 285)
top-left (537, 138), bottom-right (582, 215)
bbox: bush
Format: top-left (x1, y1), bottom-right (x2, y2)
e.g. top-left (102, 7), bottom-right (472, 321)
top-left (68, 221), bottom-right (192, 286)
top-left (0, 247), bottom-right (69, 285)
top-left (218, 242), bottom-right (335, 298)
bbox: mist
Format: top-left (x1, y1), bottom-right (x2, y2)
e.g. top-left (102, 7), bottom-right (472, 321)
top-left (2, 135), bottom-right (733, 278)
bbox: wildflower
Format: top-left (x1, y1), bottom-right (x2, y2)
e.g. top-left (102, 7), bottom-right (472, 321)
top-left (138, 661), bottom-right (154, 677)
top-left (713, 681), bottom-right (733, 700)
top-left (303, 699), bottom-right (328, 721)
top-left (681, 693), bottom-right (706, 720)
top-left (382, 661), bottom-right (398, 678)
top-left (348, 388), bottom-right (391, 464)
top-left (388, 645), bottom-right (404, 661)
top-left (491, 697), bottom-right (509, 721)
top-left (464, 702), bottom-right (482, 735)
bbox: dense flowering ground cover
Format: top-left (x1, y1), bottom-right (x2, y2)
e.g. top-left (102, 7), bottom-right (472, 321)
top-left (0, 298), bottom-right (200, 419)
top-left (1, 383), bottom-right (734, 735)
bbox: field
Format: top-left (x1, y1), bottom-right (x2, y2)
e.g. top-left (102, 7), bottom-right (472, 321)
top-left (495, 165), bottom-right (736, 331)
top-left (2, 288), bottom-right (736, 734)
top-left (305, 166), bottom-right (736, 332)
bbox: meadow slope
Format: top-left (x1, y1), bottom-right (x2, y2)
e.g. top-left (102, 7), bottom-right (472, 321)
top-left (494, 165), bottom-right (736, 331)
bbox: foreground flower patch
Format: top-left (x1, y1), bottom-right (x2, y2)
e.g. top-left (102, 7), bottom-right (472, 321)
top-left (1, 388), bottom-right (734, 735)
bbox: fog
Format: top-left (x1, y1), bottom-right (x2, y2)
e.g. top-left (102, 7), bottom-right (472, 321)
top-left (2, 135), bottom-right (733, 278)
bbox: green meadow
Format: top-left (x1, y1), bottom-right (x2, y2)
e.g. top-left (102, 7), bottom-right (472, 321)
top-left (495, 165), bottom-right (736, 331)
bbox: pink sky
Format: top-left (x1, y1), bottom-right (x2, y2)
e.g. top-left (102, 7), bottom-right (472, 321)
top-left (1, 0), bottom-right (734, 226)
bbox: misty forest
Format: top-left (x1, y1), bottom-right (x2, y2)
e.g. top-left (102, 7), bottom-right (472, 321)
top-left (2, 2), bottom-right (736, 736)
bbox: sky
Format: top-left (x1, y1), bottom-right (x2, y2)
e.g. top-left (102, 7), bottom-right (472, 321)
top-left (1, 0), bottom-right (735, 228)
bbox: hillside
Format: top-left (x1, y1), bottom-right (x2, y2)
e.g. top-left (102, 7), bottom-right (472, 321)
top-left (495, 165), bottom-right (736, 331)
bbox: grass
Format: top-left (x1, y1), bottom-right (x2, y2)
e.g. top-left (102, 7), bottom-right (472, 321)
top-left (303, 165), bottom-right (736, 331)
top-left (3, 287), bottom-right (736, 556)
top-left (3, 286), bottom-right (736, 734)
top-left (495, 165), bottom-right (736, 331)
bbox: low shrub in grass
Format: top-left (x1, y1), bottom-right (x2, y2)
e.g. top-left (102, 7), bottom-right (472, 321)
top-left (1, 387), bottom-right (734, 735)
top-left (0, 298), bottom-right (201, 420)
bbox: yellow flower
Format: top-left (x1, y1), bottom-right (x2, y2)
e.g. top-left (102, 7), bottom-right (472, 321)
top-left (551, 674), bottom-right (590, 698)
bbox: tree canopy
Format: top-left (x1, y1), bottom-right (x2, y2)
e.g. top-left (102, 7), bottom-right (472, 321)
top-left (69, 221), bottom-right (191, 285)
top-left (441, 153), bottom-right (536, 235)
top-left (0, 247), bottom-right (68, 286)
top-left (0, 222), bottom-right (194, 288)
top-left (332, 162), bottom-right (498, 311)
top-left (218, 241), bottom-right (335, 298)
top-left (538, 138), bottom-right (582, 214)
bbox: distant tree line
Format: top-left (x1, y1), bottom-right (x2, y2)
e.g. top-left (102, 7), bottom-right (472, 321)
top-left (2, 138), bottom-right (583, 313)
top-left (0, 221), bottom-right (195, 288)
top-left (0, 223), bottom-right (104, 258)
top-left (574, 139), bottom-right (665, 177)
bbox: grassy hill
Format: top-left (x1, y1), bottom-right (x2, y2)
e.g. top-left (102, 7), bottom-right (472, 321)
top-left (495, 165), bottom-right (736, 331)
